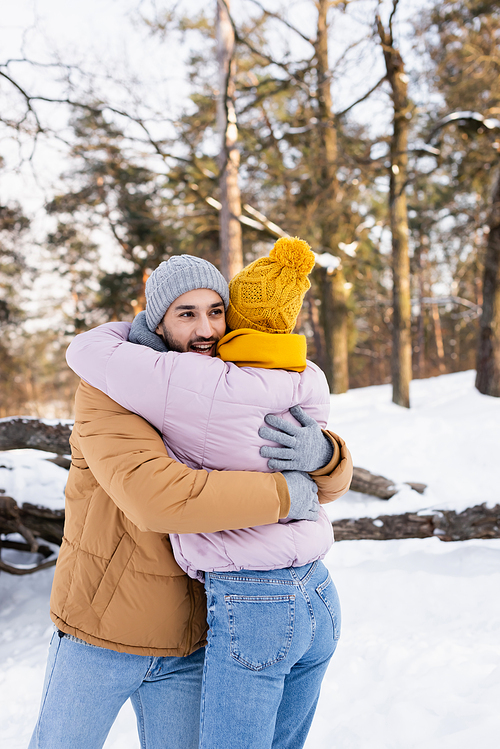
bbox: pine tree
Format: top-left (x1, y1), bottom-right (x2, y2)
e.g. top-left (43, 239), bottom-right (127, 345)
top-left (46, 111), bottom-right (185, 322)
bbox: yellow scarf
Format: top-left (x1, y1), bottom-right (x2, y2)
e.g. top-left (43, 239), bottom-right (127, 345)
top-left (217, 329), bottom-right (307, 372)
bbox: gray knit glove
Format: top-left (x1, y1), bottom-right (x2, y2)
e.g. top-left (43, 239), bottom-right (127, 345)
top-left (260, 406), bottom-right (334, 472)
top-left (282, 471), bottom-right (320, 521)
top-left (129, 310), bottom-right (169, 352)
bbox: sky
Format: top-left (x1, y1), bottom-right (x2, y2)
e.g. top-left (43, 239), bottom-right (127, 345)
top-left (1, 0), bottom-right (182, 211)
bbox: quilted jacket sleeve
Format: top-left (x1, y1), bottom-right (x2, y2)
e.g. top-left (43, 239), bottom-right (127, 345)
top-left (66, 322), bottom-right (174, 433)
top-left (312, 431), bottom-right (353, 504)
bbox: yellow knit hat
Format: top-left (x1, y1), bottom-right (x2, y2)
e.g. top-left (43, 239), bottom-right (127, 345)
top-left (226, 237), bottom-right (315, 334)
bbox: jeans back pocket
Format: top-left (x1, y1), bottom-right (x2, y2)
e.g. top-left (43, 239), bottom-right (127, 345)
top-left (316, 575), bottom-right (341, 641)
top-left (224, 594), bottom-right (295, 671)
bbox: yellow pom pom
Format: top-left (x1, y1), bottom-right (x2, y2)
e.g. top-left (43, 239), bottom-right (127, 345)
top-left (270, 237), bottom-right (315, 275)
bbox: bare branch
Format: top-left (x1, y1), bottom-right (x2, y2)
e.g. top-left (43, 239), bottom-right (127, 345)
top-left (388, 0), bottom-right (401, 40)
top-left (1, 57), bottom-right (81, 72)
top-left (245, 0), bottom-right (315, 46)
top-left (237, 78), bottom-right (292, 115)
top-left (336, 75), bottom-right (386, 117)
top-left (0, 70), bottom-right (43, 132)
top-left (217, 0), bottom-right (312, 95)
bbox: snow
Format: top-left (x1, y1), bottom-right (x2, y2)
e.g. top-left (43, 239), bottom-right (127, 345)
top-left (0, 450), bottom-right (67, 512)
top-left (1, 370), bottom-right (499, 747)
top-left (309, 537), bottom-right (500, 749)
top-left (326, 370), bottom-right (500, 521)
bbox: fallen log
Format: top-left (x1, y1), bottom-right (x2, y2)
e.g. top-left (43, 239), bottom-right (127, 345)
top-left (0, 417), bottom-right (72, 454)
top-left (350, 467), bottom-right (426, 499)
top-left (332, 503), bottom-right (500, 542)
top-left (0, 495), bottom-right (61, 574)
top-left (0, 495), bottom-right (64, 548)
top-left (0, 538), bottom-right (57, 576)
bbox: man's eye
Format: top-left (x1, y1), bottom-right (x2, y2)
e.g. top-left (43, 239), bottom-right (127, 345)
top-left (211, 309), bottom-right (223, 316)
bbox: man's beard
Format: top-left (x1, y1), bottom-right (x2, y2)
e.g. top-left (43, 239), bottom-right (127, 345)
top-left (158, 323), bottom-right (220, 356)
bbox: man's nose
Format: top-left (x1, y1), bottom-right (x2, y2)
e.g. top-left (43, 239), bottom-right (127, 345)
top-left (196, 315), bottom-right (214, 339)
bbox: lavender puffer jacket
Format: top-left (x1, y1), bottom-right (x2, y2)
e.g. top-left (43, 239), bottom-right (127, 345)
top-left (66, 323), bottom-right (334, 580)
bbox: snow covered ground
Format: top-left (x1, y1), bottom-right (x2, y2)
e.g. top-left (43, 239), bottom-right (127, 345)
top-left (1, 370), bottom-right (499, 747)
top-left (325, 369), bottom-right (500, 521)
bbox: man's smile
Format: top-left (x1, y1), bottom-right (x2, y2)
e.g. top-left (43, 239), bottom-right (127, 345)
top-left (189, 341), bottom-right (216, 356)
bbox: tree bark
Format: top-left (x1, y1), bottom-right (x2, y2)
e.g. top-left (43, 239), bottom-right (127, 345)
top-left (0, 417), bottom-right (72, 454)
top-left (0, 494), bottom-right (63, 574)
top-left (431, 301), bottom-right (446, 374)
top-left (350, 467), bottom-right (426, 500)
top-left (414, 237), bottom-right (427, 378)
top-left (476, 169), bottom-right (500, 397)
top-left (306, 291), bottom-right (328, 374)
top-left (0, 494), bottom-right (65, 546)
top-left (216, 0), bottom-right (243, 281)
top-left (316, 266), bottom-right (349, 393)
top-left (333, 503), bottom-right (500, 542)
top-left (314, 0), bottom-right (349, 393)
top-left (3, 496), bottom-right (498, 574)
top-left (377, 7), bottom-right (412, 408)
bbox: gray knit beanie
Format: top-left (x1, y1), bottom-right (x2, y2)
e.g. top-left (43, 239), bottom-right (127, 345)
top-left (145, 255), bottom-right (230, 332)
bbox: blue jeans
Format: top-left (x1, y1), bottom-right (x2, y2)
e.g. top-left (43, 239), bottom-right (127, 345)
top-left (28, 632), bottom-right (205, 749)
top-left (200, 561), bottom-right (341, 749)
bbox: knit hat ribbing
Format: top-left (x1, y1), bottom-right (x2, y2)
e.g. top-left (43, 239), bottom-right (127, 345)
top-left (226, 237), bottom-right (315, 334)
top-left (145, 255), bottom-right (230, 332)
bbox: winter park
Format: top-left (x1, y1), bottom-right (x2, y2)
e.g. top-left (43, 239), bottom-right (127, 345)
top-left (1, 1), bottom-right (500, 748)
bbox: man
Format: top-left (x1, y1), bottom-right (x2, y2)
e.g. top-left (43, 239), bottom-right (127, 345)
top-left (29, 255), bottom-right (352, 749)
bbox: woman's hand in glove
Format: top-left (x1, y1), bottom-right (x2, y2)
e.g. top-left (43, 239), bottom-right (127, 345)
top-left (259, 406), bottom-right (333, 473)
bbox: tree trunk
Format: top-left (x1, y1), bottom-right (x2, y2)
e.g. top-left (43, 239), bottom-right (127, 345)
top-left (314, 0), bottom-right (349, 393)
top-left (316, 266), bottom-right (349, 393)
top-left (216, 0), bottom-right (243, 281)
top-left (377, 10), bottom-right (412, 408)
top-left (2, 418), bottom-right (429, 504)
top-left (414, 236), bottom-right (427, 379)
top-left (305, 291), bottom-right (328, 374)
top-left (431, 301), bottom-right (446, 373)
top-left (350, 467), bottom-right (426, 500)
top-left (476, 169), bottom-right (500, 397)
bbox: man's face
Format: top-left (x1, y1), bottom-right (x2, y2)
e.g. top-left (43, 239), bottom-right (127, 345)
top-left (155, 288), bottom-right (226, 357)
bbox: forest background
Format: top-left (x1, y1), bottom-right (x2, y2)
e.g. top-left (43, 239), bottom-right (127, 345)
top-left (1, 0), bottom-right (500, 418)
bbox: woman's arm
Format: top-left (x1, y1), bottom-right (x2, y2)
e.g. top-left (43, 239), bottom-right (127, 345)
top-left (66, 322), bottom-right (180, 433)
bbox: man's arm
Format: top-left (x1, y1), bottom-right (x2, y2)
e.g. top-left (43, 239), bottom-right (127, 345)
top-left (310, 430), bottom-right (353, 504)
top-left (73, 381), bottom-right (291, 534)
